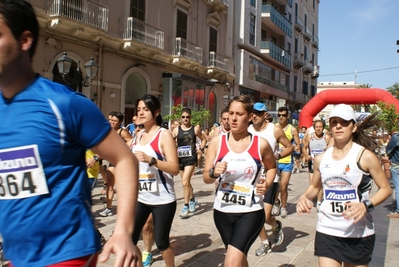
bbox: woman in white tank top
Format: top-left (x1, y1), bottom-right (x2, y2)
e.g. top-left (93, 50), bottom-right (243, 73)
top-left (296, 104), bottom-right (391, 266)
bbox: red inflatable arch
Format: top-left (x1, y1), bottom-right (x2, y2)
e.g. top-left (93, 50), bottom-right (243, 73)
top-left (299, 88), bottom-right (399, 128)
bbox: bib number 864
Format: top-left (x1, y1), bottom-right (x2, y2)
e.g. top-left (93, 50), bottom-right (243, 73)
top-left (0, 172), bottom-right (36, 197)
top-left (222, 193), bottom-right (246, 205)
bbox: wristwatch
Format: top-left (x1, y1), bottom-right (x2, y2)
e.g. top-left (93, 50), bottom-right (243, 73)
top-left (363, 199), bottom-right (374, 212)
top-left (208, 167), bottom-right (219, 179)
top-left (149, 157), bottom-right (157, 166)
top-left (93, 155), bottom-right (99, 162)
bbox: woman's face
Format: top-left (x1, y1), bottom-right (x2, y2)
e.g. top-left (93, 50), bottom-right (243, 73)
top-left (136, 100), bottom-right (156, 125)
top-left (228, 101), bottom-right (250, 133)
top-left (329, 117), bottom-right (356, 141)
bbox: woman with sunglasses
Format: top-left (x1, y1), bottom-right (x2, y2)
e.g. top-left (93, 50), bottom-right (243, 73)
top-left (204, 95), bottom-right (277, 267)
top-left (130, 94), bottom-right (179, 267)
top-left (297, 104), bottom-right (391, 267)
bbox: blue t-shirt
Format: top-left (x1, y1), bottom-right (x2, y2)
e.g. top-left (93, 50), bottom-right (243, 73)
top-left (0, 75), bottom-right (111, 266)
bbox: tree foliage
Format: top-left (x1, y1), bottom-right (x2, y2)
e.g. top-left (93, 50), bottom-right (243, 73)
top-left (376, 101), bottom-right (399, 133)
top-left (163, 104), bottom-right (211, 126)
top-left (387, 82), bottom-right (399, 99)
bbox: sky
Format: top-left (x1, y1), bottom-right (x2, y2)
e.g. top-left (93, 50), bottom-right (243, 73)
top-left (318, 0), bottom-right (399, 90)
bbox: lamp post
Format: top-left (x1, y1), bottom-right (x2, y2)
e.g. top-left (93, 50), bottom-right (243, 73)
top-left (56, 52), bottom-right (99, 87)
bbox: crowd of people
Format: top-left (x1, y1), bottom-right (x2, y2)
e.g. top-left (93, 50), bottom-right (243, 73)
top-left (0, 2), bottom-right (395, 266)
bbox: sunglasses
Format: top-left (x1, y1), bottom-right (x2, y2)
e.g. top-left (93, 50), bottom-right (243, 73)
top-left (134, 124), bottom-right (144, 129)
top-left (253, 110), bottom-right (265, 116)
top-left (181, 116), bottom-right (190, 119)
top-left (277, 114), bottom-right (288, 117)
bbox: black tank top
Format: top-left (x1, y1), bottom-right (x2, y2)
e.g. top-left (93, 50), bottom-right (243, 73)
top-left (176, 126), bottom-right (197, 158)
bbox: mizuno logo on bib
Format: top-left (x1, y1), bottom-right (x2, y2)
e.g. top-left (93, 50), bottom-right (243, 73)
top-left (177, 146), bottom-right (192, 158)
top-left (0, 145), bottom-right (48, 199)
top-left (323, 188), bottom-right (359, 214)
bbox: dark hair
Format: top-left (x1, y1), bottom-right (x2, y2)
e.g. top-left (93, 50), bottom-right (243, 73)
top-left (113, 112), bottom-right (124, 123)
top-left (161, 122), bottom-right (169, 130)
top-left (313, 120), bottom-right (325, 128)
top-left (135, 94), bottom-right (162, 126)
top-left (0, 0), bottom-right (39, 60)
top-left (220, 107), bottom-right (229, 117)
top-left (278, 106), bottom-right (289, 114)
top-left (228, 95), bottom-right (253, 115)
top-left (354, 112), bottom-right (384, 154)
top-left (266, 114), bottom-right (273, 123)
top-left (181, 107), bottom-right (191, 115)
top-left (109, 111), bottom-right (118, 117)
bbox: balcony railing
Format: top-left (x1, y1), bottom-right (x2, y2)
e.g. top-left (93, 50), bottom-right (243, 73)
top-left (304, 26), bottom-right (312, 40)
top-left (260, 40), bottom-right (291, 68)
top-left (294, 16), bottom-right (303, 32)
top-left (122, 17), bottom-right (164, 50)
top-left (208, 52), bottom-right (232, 73)
top-left (312, 35), bottom-right (319, 47)
top-left (173, 37), bottom-right (203, 64)
top-left (262, 4), bottom-right (292, 37)
top-left (46, 0), bottom-right (108, 31)
top-left (254, 74), bottom-right (288, 92)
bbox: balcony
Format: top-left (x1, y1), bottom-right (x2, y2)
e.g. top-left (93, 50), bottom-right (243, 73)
top-left (304, 26), bottom-right (312, 41)
top-left (254, 74), bottom-right (288, 92)
top-left (122, 17), bottom-right (164, 50)
top-left (204, 0), bottom-right (228, 12)
top-left (172, 37), bottom-right (203, 64)
top-left (312, 35), bottom-right (319, 48)
top-left (207, 52), bottom-right (233, 73)
top-left (312, 65), bottom-right (320, 78)
top-left (293, 53), bottom-right (304, 69)
top-left (260, 40), bottom-right (291, 68)
top-left (261, 4), bottom-right (292, 37)
top-left (302, 59), bottom-right (312, 74)
top-left (46, 0), bottom-right (108, 31)
top-left (294, 16), bottom-right (303, 32)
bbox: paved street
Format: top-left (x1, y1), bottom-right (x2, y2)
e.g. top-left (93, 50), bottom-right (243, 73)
top-left (93, 168), bottom-right (399, 267)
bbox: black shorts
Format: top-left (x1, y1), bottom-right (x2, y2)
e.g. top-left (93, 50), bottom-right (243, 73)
top-left (315, 231), bottom-right (375, 265)
top-left (263, 182), bottom-right (279, 204)
top-left (179, 156), bottom-right (196, 170)
top-left (213, 209), bottom-right (264, 255)
top-left (308, 160), bottom-right (313, 173)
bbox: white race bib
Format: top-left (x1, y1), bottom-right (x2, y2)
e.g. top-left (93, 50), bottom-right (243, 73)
top-left (0, 145), bottom-right (48, 199)
top-left (322, 188), bottom-right (359, 214)
top-left (216, 181), bottom-right (254, 207)
top-left (138, 173), bottom-right (158, 193)
top-left (177, 146), bottom-right (192, 158)
top-left (310, 149), bottom-right (323, 159)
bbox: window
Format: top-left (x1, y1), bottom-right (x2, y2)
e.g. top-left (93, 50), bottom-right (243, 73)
top-left (176, 9), bottom-right (187, 39)
top-left (287, 41), bottom-right (291, 52)
top-left (304, 46), bottom-right (307, 60)
top-left (209, 27), bottom-right (217, 52)
top-left (313, 0), bottom-right (316, 9)
top-left (250, 13), bottom-right (256, 45)
top-left (304, 14), bottom-right (307, 28)
top-left (302, 81), bottom-right (308, 95)
top-left (130, 0), bottom-right (145, 21)
top-left (294, 38), bottom-right (298, 53)
top-left (250, 0), bottom-right (256, 7)
top-left (312, 53), bottom-right (315, 64)
top-left (261, 29), bottom-right (267, 42)
top-left (294, 76), bottom-right (298, 92)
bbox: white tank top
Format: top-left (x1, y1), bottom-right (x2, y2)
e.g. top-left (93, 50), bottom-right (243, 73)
top-left (213, 133), bottom-right (264, 213)
top-left (317, 143), bottom-right (374, 238)
top-left (248, 123), bottom-right (280, 182)
top-left (132, 128), bottom-right (176, 205)
top-left (309, 133), bottom-right (327, 159)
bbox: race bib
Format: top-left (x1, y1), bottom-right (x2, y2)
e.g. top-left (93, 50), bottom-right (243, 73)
top-left (216, 181), bottom-right (254, 207)
top-left (177, 146), bottom-right (192, 158)
top-left (323, 188), bottom-right (359, 214)
top-left (138, 173), bottom-right (158, 193)
top-left (310, 149), bottom-right (323, 158)
top-left (0, 145), bottom-right (48, 199)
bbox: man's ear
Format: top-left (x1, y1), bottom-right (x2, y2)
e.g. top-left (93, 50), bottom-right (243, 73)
top-left (20, 30), bottom-right (34, 52)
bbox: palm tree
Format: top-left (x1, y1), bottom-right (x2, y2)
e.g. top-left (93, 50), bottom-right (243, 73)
top-left (387, 82), bottom-right (399, 99)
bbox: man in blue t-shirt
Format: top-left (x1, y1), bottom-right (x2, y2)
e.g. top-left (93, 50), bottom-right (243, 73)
top-left (0, 1), bottom-right (141, 266)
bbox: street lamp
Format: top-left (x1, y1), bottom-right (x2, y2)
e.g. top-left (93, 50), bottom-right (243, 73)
top-left (56, 52), bottom-right (99, 87)
top-left (222, 93), bottom-right (230, 106)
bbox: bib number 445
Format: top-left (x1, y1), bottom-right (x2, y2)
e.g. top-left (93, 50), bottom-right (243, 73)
top-left (222, 192), bottom-right (246, 205)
